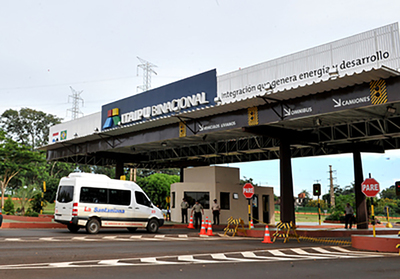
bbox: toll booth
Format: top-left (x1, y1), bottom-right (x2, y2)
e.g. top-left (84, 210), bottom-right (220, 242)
top-left (170, 166), bottom-right (275, 225)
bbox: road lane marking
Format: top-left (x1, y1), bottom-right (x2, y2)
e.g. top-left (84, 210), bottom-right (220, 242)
top-left (98, 260), bottom-right (134, 266)
top-left (39, 237), bottom-right (60, 241)
top-left (0, 246), bottom-right (391, 270)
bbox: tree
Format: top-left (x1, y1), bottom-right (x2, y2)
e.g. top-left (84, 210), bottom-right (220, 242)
top-left (0, 130), bottom-right (43, 209)
top-left (240, 176), bottom-right (258, 186)
top-left (14, 184), bottom-right (40, 215)
top-left (380, 185), bottom-right (398, 200)
top-left (139, 173), bottom-right (180, 208)
top-left (0, 108), bottom-right (62, 150)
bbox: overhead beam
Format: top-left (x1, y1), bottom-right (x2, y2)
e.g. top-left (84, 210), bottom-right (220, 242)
top-left (242, 125), bottom-right (318, 144)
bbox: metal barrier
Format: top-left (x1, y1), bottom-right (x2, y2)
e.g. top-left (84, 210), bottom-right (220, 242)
top-left (223, 217), bottom-right (247, 237)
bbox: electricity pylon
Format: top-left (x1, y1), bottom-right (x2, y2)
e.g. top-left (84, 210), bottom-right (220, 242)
top-left (137, 57), bottom-right (157, 92)
top-left (67, 86), bottom-right (84, 119)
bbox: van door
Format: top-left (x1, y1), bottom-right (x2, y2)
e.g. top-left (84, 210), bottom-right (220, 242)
top-left (55, 185), bottom-right (74, 222)
top-left (133, 191), bottom-right (155, 224)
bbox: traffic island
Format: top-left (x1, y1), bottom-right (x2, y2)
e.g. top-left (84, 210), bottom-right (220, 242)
top-left (352, 234), bottom-right (400, 252)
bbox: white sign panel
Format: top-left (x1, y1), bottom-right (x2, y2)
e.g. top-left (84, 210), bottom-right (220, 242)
top-left (217, 23), bottom-right (400, 104)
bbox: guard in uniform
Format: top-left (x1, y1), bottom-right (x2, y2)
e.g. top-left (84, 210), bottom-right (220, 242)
top-left (180, 198), bottom-right (189, 223)
top-left (212, 199), bottom-right (221, 225)
top-left (191, 200), bottom-right (204, 229)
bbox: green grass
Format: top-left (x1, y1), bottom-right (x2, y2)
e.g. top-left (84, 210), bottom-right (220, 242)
top-left (275, 213), bottom-right (327, 223)
top-left (3, 199), bottom-right (55, 215)
top-left (43, 203), bottom-right (55, 215)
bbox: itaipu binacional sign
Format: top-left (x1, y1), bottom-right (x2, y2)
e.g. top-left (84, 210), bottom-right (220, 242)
top-left (361, 178), bottom-right (380, 197)
top-left (243, 183), bottom-right (255, 199)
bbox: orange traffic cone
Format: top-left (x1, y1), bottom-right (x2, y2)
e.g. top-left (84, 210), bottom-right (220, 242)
top-left (262, 225), bottom-right (273, 244)
top-left (188, 216), bottom-right (195, 229)
top-left (206, 219), bottom-right (215, 236)
top-left (199, 219), bottom-right (207, 236)
top-left (250, 219), bottom-right (254, 229)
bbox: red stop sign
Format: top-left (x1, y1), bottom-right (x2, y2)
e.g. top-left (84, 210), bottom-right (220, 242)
top-left (243, 183), bottom-right (255, 199)
top-left (361, 178), bottom-right (380, 197)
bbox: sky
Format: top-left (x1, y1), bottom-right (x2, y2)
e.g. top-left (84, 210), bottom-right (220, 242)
top-left (1, 0), bottom-right (400, 197)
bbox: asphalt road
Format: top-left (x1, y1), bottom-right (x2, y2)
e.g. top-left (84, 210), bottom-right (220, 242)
top-left (0, 228), bottom-right (398, 279)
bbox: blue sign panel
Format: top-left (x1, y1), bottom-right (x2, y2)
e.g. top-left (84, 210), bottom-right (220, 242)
top-left (101, 69), bottom-right (217, 130)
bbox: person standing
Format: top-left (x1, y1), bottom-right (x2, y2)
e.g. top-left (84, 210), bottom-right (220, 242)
top-left (344, 203), bottom-right (354, 229)
top-left (191, 200), bottom-right (204, 229)
top-left (180, 198), bottom-right (189, 223)
top-left (212, 199), bottom-right (221, 225)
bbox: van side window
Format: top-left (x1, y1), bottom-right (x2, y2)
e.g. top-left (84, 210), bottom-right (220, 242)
top-left (80, 187), bottom-right (107, 204)
top-left (109, 189), bottom-right (131, 206)
top-left (135, 191), bottom-right (152, 207)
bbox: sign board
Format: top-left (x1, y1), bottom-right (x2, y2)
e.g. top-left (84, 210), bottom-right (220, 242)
top-left (217, 23), bottom-right (400, 105)
top-left (243, 183), bottom-right (255, 199)
top-left (101, 69), bottom-right (217, 130)
top-left (361, 178), bottom-right (380, 197)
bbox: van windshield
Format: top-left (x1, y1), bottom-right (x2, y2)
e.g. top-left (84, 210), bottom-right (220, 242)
top-left (57, 186), bottom-right (74, 203)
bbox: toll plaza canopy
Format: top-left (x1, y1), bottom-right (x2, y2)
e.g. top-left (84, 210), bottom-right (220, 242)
top-left (42, 23), bottom-right (400, 229)
top-left (43, 23), bottom-right (400, 170)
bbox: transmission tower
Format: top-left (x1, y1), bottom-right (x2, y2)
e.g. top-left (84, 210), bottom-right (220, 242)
top-left (67, 86), bottom-right (84, 120)
top-left (136, 56), bottom-right (157, 92)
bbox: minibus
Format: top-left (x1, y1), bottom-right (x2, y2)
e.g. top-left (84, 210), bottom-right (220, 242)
top-left (54, 173), bottom-right (164, 234)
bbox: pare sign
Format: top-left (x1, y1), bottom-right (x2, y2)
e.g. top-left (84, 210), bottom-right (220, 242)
top-left (361, 178), bottom-right (380, 197)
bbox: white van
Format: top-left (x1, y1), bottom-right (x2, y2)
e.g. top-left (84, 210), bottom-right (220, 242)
top-left (54, 172), bottom-right (164, 234)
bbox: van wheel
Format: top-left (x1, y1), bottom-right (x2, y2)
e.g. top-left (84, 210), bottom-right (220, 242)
top-left (127, 227), bottom-right (137, 232)
top-left (146, 219), bottom-right (159, 233)
top-left (86, 218), bottom-right (100, 234)
top-left (67, 224), bottom-right (80, 233)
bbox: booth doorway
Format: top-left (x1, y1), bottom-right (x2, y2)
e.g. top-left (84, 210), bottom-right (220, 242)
top-left (252, 194), bottom-right (259, 224)
top-left (262, 195), bottom-right (270, 224)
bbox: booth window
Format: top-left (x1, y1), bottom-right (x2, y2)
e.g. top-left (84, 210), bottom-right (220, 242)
top-left (220, 192), bottom-right (230, 210)
top-left (184, 191), bottom-right (209, 209)
top-left (171, 192), bottom-right (176, 208)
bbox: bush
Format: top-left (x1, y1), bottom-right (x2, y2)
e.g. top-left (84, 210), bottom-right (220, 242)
top-left (30, 193), bottom-right (47, 213)
top-left (24, 208), bottom-right (39, 217)
top-left (3, 198), bottom-right (15, 215)
top-left (325, 211), bottom-right (345, 222)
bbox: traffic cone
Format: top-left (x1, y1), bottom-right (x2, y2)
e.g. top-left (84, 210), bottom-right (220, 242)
top-left (250, 219), bottom-right (254, 229)
top-left (261, 225), bottom-right (273, 244)
top-left (187, 216), bottom-right (195, 229)
top-left (206, 219), bottom-right (215, 236)
top-left (199, 219), bottom-right (207, 236)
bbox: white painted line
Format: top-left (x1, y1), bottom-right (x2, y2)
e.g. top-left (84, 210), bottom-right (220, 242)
top-left (140, 257), bottom-right (178, 265)
top-left (72, 237), bottom-right (99, 241)
top-left (291, 248), bottom-right (352, 258)
top-left (178, 235), bottom-right (188, 238)
top-left (103, 236), bottom-right (117, 240)
top-left (241, 251), bottom-right (296, 261)
top-left (212, 253), bottom-right (261, 262)
top-left (313, 247), bottom-right (383, 257)
top-left (129, 235), bottom-right (142, 239)
top-left (39, 238), bottom-right (60, 241)
top-left (178, 255), bottom-right (220, 263)
top-left (4, 238), bottom-right (22, 241)
top-left (154, 235), bottom-right (165, 238)
top-left (49, 262), bottom-right (77, 268)
top-left (98, 260), bottom-right (134, 266)
top-left (270, 249), bottom-right (329, 259)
